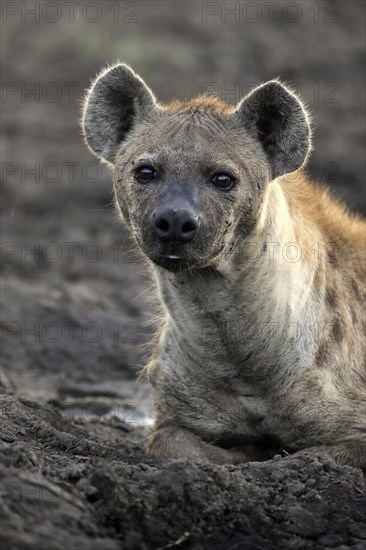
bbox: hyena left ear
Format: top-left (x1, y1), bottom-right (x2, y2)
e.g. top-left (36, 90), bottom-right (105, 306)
top-left (82, 63), bottom-right (157, 165)
top-left (234, 80), bottom-right (311, 179)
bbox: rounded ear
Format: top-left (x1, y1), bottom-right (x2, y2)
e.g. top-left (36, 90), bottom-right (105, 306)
top-left (82, 63), bottom-right (157, 165)
top-left (233, 80), bottom-right (312, 179)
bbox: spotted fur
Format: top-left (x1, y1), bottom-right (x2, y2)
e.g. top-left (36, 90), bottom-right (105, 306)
top-left (82, 64), bottom-right (366, 470)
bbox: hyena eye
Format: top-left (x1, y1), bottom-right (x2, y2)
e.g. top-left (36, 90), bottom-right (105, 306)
top-left (134, 166), bottom-right (156, 183)
top-left (211, 173), bottom-right (235, 190)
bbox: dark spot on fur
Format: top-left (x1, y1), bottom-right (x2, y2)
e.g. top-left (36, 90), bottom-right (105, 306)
top-left (304, 378), bottom-right (319, 392)
top-left (358, 368), bottom-right (366, 386)
top-left (315, 343), bottom-right (328, 367)
top-left (345, 388), bottom-right (362, 402)
top-left (350, 306), bottom-right (357, 324)
top-left (332, 318), bottom-right (343, 343)
top-left (325, 286), bottom-right (338, 308)
top-left (351, 278), bottom-right (361, 300)
top-left (326, 245), bottom-right (338, 266)
top-left (242, 352), bottom-right (253, 364)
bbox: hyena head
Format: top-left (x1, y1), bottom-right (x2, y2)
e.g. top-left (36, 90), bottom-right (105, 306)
top-left (82, 64), bottom-right (311, 272)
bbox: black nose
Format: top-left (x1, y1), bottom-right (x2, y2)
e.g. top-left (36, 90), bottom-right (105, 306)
top-left (152, 206), bottom-right (200, 243)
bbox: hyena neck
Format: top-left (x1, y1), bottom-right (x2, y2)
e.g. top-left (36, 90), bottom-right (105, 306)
top-left (223, 176), bottom-right (322, 280)
top-left (238, 176), bottom-right (324, 320)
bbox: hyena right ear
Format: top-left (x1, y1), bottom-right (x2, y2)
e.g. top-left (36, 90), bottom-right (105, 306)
top-left (82, 63), bottom-right (157, 165)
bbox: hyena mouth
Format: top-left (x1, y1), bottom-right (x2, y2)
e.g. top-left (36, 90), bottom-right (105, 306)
top-left (154, 255), bottom-right (193, 272)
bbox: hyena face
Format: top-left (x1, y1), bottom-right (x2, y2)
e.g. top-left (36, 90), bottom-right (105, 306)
top-left (113, 110), bottom-right (269, 271)
top-left (83, 64), bottom-right (311, 271)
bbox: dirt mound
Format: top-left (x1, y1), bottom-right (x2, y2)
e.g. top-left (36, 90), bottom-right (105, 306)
top-left (1, 393), bottom-right (365, 549)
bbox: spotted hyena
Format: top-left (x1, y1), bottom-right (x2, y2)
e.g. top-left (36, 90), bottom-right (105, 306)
top-left (82, 64), bottom-right (366, 470)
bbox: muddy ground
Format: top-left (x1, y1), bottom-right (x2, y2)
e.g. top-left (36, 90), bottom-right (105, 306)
top-left (1, 1), bottom-right (366, 548)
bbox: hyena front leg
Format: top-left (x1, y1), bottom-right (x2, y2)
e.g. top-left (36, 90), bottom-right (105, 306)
top-left (295, 443), bottom-right (366, 472)
top-left (146, 425), bottom-right (249, 465)
top-left (327, 442), bottom-right (366, 471)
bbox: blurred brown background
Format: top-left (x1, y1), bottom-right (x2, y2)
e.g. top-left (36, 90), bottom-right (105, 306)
top-left (1, 0), bottom-right (365, 403)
